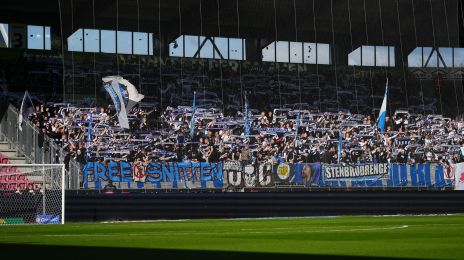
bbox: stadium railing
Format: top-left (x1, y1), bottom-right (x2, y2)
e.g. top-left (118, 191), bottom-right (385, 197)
top-left (0, 105), bottom-right (61, 164)
top-left (68, 158), bottom-right (81, 190)
top-left (0, 104), bottom-right (80, 189)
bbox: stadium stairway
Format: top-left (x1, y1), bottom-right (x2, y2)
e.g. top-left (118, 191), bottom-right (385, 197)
top-left (0, 140), bottom-right (26, 164)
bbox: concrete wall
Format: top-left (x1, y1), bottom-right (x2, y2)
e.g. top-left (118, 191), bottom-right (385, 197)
top-left (65, 191), bottom-right (464, 222)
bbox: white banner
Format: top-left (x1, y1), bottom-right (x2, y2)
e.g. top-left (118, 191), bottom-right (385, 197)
top-left (454, 162), bottom-right (464, 190)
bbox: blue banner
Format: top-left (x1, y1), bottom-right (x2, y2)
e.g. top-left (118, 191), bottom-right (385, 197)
top-left (292, 163), bottom-right (323, 187)
top-left (82, 161), bottom-right (223, 189)
top-left (80, 162), bottom-right (452, 190)
top-left (35, 214), bottom-right (60, 224)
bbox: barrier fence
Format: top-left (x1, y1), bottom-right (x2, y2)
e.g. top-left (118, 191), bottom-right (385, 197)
top-left (79, 161), bottom-right (455, 191)
top-left (0, 105), bottom-right (61, 165)
top-left (0, 105), bottom-right (73, 189)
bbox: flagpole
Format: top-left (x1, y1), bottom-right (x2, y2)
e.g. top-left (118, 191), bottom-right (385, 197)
top-left (18, 90), bottom-right (32, 132)
top-left (244, 94), bottom-right (249, 139)
top-left (18, 91), bottom-right (26, 131)
top-left (86, 112), bottom-right (92, 146)
top-left (190, 91), bottom-right (196, 140)
top-left (294, 112), bottom-right (301, 148)
top-left (338, 128), bottom-right (342, 164)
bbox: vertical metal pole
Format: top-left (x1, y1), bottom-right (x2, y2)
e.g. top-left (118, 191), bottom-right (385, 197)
top-left (70, 160), bottom-right (74, 190)
top-left (32, 130), bottom-right (36, 163)
top-left (42, 168), bottom-right (46, 214)
top-left (61, 164), bottom-right (66, 224)
top-left (15, 115), bottom-right (19, 157)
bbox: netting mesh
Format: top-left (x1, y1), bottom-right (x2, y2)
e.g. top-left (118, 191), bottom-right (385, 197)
top-left (0, 164), bottom-right (64, 225)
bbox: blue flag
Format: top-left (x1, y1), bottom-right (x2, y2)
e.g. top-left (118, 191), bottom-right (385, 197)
top-left (190, 92), bottom-right (196, 139)
top-left (377, 78), bottom-right (389, 133)
top-left (338, 128), bottom-right (342, 164)
top-left (244, 95), bottom-right (250, 138)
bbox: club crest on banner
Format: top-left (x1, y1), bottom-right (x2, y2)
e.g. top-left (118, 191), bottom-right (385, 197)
top-left (133, 162), bottom-right (146, 182)
top-left (277, 163), bottom-right (290, 180)
top-left (444, 164), bottom-right (454, 180)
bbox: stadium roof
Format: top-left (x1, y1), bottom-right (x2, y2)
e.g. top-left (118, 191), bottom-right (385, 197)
top-left (0, 0), bottom-right (462, 62)
top-left (0, 0), bottom-right (461, 41)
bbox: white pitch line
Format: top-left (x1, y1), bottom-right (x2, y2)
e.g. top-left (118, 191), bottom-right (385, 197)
top-left (240, 225), bottom-right (386, 231)
top-left (40, 225), bottom-right (408, 237)
top-left (241, 225), bottom-right (409, 234)
top-left (43, 234), bottom-right (116, 237)
top-left (99, 216), bottom-right (339, 224)
top-left (101, 219), bottom-right (191, 224)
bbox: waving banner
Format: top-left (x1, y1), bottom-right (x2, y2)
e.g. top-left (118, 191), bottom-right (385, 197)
top-left (102, 76), bottom-right (144, 129)
top-left (118, 77), bottom-right (144, 111)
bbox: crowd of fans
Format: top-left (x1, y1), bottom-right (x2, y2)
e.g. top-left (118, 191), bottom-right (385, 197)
top-left (27, 101), bottom-right (464, 167)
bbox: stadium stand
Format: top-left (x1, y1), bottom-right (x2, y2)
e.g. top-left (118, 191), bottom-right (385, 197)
top-left (0, 0), bottom-right (463, 219)
top-left (27, 101), bottom-right (464, 166)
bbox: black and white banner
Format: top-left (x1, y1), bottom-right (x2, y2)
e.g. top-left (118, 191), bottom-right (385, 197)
top-left (223, 161), bottom-right (274, 188)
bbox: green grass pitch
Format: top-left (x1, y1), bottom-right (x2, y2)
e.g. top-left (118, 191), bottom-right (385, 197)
top-left (1, 215), bottom-right (464, 259)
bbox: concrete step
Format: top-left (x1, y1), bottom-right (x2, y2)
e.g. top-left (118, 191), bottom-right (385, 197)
top-left (0, 157), bottom-right (26, 164)
top-left (0, 150), bottom-right (18, 157)
top-left (0, 141), bottom-right (27, 164)
top-left (0, 142), bottom-right (12, 150)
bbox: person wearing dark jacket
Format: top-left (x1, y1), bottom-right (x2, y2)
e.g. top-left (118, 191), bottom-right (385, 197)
top-left (103, 180), bottom-right (117, 193)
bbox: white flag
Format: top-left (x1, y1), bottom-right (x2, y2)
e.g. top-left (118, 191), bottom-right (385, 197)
top-left (119, 78), bottom-right (144, 112)
top-left (18, 91), bottom-right (34, 131)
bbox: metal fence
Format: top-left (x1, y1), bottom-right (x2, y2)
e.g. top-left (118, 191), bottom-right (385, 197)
top-left (0, 105), bottom-right (59, 164)
top-left (68, 158), bottom-right (81, 190)
top-left (0, 104), bottom-right (80, 189)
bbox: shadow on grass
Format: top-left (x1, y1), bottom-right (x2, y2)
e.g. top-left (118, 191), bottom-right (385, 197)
top-left (0, 243), bottom-right (414, 260)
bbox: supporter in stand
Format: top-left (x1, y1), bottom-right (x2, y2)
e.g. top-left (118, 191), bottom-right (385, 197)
top-left (25, 101), bottom-right (464, 167)
top-left (103, 180), bottom-right (117, 193)
top-left (25, 183), bottom-right (35, 195)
